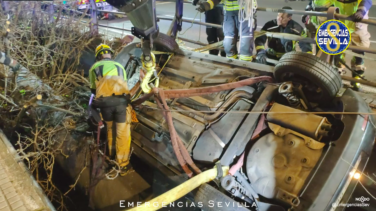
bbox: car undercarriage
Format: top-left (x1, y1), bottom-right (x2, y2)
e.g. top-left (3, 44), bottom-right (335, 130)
top-left (110, 34), bottom-right (376, 211)
top-left (53, 0), bottom-right (376, 210)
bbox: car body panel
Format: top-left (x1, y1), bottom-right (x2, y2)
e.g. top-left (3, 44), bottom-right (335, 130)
top-left (297, 89), bottom-right (376, 211)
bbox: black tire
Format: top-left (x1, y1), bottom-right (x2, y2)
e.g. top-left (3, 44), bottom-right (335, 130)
top-left (115, 33), bottom-right (183, 69)
top-left (274, 52), bottom-right (342, 105)
top-left (109, 13), bottom-right (115, 20)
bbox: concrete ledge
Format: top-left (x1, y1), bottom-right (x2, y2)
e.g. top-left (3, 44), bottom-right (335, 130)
top-left (0, 130), bottom-right (56, 211)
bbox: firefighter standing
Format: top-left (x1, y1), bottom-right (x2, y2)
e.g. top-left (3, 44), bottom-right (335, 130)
top-left (302, 0), bottom-right (333, 55)
top-left (197, 0), bottom-right (257, 61)
top-left (89, 44), bottom-right (132, 176)
top-left (205, 2), bottom-right (226, 57)
top-left (332, 0), bottom-right (372, 90)
top-left (254, 6), bottom-right (312, 65)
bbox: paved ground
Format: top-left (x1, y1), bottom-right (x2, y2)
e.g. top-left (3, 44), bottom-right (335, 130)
top-left (98, 0), bottom-right (376, 82)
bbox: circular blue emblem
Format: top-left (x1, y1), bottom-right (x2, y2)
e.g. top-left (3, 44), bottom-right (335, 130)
top-left (315, 20), bottom-right (351, 55)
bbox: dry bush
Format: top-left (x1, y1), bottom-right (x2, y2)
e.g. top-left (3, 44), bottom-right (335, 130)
top-left (1, 1), bottom-right (98, 84)
top-left (0, 2), bottom-right (136, 209)
top-left (0, 2), bottom-right (115, 210)
top-left (15, 123), bottom-right (70, 210)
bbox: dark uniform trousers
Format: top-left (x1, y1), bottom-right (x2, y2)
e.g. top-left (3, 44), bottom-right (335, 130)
top-left (223, 11), bottom-right (257, 60)
top-left (205, 5), bottom-right (226, 57)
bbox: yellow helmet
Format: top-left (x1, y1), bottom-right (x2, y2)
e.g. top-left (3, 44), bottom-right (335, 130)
top-left (95, 44), bottom-right (114, 58)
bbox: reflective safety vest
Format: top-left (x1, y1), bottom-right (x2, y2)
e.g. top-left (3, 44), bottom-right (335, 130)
top-left (223, 0), bottom-right (257, 12)
top-left (89, 59), bottom-right (129, 98)
top-left (312, 0), bottom-right (333, 10)
top-left (310, 0), bottom-right (333, 26)
top-left (333, 0), bottom-right (363, 33)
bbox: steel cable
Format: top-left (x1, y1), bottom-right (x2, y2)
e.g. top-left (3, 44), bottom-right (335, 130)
top-left (139, 106), bottom-right (376, 116)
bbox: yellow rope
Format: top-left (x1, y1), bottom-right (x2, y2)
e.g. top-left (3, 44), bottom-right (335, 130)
top-left (149, 53), bottom-right (174, 83)
top-left (131, 52), bottom-right (174, 102)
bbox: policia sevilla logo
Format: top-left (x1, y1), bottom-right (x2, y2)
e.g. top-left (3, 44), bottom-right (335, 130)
top-left (316, 20), bottom-right (351, 55)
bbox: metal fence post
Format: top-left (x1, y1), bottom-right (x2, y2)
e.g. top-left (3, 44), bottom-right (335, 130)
top-left (170, 0), bottom-right (183, 38)
top-left (89, 0), bottom-right (98, 35)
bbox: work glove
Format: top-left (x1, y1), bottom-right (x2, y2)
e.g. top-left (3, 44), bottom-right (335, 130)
top-left (283, 40), bottom-right (293, 52)
top-left (280, 37), bottom-right (293, 52)
top-left (350, 9), bottom-right (366, 22)
top-left (281, 27), bottom-right (296, 52)
top-left (301, 15), bottom-right (309, 24)
top-left (305, 3), bottom-right (312, 11)
top-left (302, 0), bottom-right (312, 24)
top-left (196, 1), bottom-right (211, 13)
top-left (255, 49), bottom-right (267, 64)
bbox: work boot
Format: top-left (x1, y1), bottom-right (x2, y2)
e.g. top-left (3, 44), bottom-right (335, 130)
top-left (351, 57), bottom-right (366, 91)
top-left (105, 163), bottom-right (133, 179)
top-left (119, 163), bottom-right (134, 177)
top-left (226, 54), bottom-right (238, 60)
top-left (351, 70), bottom-right (365, 91)
top-left (239, 55), bottom-right (253, 62)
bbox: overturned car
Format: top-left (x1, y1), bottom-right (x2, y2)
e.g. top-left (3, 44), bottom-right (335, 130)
top-left (111, 34), bottom-right (376, 211)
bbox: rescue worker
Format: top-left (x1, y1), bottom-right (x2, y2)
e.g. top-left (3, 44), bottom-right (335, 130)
top-left (89, 44), bottom-right (132, 176)
top-left (302, 0), bottom-right (333, 36)
top-left (254, 6), bottom-right (312, 65)
top-left (332, 0), bottom-right (372, 90)
top-left (302, 0), bottom-right (333, 55)
top-left (197, 0), bottom-right (257, 61)
top-left (204, 1), bottom-right (226, 57)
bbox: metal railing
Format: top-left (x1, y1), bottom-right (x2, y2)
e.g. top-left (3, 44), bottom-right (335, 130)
top-left (157, 16), bottom-right (222, 28)
top-left (47, 4), bottom-right (376, 56)
top-left (257, 7), bottom-right (376, 26)
top-left (76, 6), bottom-right (376, 27)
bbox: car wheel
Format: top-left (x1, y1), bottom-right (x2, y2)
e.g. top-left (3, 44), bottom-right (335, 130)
top-left (274, 52), bottom-right (342, 105)
top-left (142, 33), bottom-right (183, 55)
top-left (109, 13), bottom-right (115, 20)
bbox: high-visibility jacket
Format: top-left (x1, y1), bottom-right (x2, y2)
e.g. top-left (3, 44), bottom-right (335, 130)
top-left (308, 0), bottom-right (333, 26)
top-left (89, 58), bottom-right (129, 98)
top-left (332, 0), bottom-right (372, 33)
top-left (209, 0), bottom-right (257, 13)
top-left (311, 0), bottom-right (333, 10)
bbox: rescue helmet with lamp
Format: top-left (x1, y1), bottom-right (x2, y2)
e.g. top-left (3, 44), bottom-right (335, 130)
top-left (95, 44), bottom-right (114, 59)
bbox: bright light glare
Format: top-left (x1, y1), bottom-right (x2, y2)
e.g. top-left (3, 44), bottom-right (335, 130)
top-left (350, 170), bottom-right (361, 180)
top-left (354, 172), bottom-right (361, 180)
